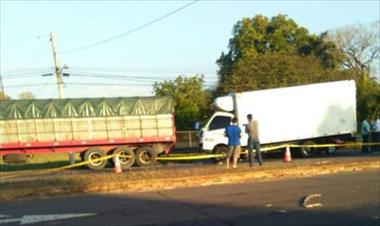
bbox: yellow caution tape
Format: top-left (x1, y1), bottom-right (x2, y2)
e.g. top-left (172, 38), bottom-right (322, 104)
top-left (1, 142), bottom-right (379, 180)
top-left (0, 154), bottom-right (118, 180)
top-left (157, 154), bottom-right (225, 161)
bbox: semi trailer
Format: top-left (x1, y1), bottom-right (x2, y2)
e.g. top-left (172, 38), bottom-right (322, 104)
top-left (0, 96), bottom-right (176, 169)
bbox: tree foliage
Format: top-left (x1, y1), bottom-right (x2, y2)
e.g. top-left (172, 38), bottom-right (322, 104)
top-left (0, 91), bottom-right (11, 100)
top-left (218, 52), bottom-right (354, 93)
top-left (327, 22), bottom-right (380, 77)
top-left (328, 22), bottom-right (380, 121)
top-left (153, 75), bottom-right (211, 130)
top-left (216, 14), bottom-right (346, 95)
top-left (18, 91), bottom-right (36, 100)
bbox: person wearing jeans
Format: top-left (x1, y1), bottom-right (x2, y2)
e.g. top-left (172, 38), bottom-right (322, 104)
top-left (246, 114), bottom-right (263, 166)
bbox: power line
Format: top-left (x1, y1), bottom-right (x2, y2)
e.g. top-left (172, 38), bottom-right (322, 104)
top-left (0, 68), bottom-right (51, 76)
top-left (4, 80), bottom-right (218, 88)
top-left (69, 73), bottom-right (218, 82)
top-left (59, 0), bottom-right (200, 54)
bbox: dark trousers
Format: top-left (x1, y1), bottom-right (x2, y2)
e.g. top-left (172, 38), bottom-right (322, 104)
top-left (362, 134), bottom-right (370, 153)
top-left (247, 137), bottom-right (262, 166)
top-left (373, 132), bottom-right (380, 152)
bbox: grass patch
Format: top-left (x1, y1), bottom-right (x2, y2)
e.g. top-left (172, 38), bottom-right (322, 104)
top-left (0, 153), bottom-right (82, 172)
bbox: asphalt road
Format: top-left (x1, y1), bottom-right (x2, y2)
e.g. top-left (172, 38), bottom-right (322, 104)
top-left (1, 169), bottom-right (379, 226)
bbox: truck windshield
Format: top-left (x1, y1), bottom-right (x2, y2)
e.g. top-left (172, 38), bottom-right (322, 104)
top-left (208, 116), bottom-right (231, 131)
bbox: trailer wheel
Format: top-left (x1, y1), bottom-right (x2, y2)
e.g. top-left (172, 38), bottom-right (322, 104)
top-left (213, 145), bottom-right (228, 162)
top-left (300, 141), bottom-right (316, 157)
top-left (135, 147), bottom-right (157, 166)
top-left (84, 148), bottom-right (107, 170)
top-left (113, 146), bottom-right (135, 169)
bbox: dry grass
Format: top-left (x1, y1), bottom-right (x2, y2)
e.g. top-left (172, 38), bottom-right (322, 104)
top-left (1, 157), bottom-right (379, 202)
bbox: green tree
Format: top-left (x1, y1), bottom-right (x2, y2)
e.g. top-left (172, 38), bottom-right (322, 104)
top-left (18, 91), bottom-right (36, 100)
top-left (218, 53), bottom-right (354, 94)
top-left (216, 14), bottom-right (346, 95)
top-left (153, 75), bottom-right (212, 130)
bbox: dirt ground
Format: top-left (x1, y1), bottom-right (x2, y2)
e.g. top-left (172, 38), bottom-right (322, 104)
top-left (1, 152), bottom-right (379, 202)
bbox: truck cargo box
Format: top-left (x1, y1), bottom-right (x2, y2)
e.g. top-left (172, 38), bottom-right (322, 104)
top-left (0, 96), bottom-right (176, 159)
top-left (201, 80), bottom-right (357, 152)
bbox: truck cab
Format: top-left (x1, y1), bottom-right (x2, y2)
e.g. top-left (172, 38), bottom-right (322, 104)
top-left (200, 112), bottom-right (249, 153)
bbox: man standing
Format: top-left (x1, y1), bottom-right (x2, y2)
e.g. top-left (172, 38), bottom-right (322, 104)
top-left (224, 117), bottom-right (241, 169)
top-left (361, 116), bottom-right (372, 153)
top-left (246, 114), bottom-right (263, 166)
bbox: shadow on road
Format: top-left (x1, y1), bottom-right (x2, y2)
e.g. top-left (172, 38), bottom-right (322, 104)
top-left (1, 170), bottom-right (380, 226)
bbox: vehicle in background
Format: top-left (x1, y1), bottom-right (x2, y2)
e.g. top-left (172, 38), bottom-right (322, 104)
top-left (200, 80), bottom-right (357, 157)
top-left (0, 96), bottom-right (176, 170)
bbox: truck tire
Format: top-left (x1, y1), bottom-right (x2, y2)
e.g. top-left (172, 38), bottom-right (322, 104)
top-left (299, 141), bottom-right (316, 158)
top-left (325, 146), bottom-right (337, 155)
top-left (113, 146), bottom-right (135, 169)
top-left (213, 145), bottom-right (228, 162)
top-left (84, 148), bottom-right (107, 170)
top-left (3, 154), bottom-right (31, 164)
top-left (135, 147), bottom-right (157, 167)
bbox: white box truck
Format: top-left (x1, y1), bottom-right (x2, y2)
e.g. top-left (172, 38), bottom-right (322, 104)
top-left (200, 80), bottom-right (357, 157)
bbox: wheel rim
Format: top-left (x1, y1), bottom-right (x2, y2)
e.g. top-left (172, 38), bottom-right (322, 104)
top-left (301, 147), bottom-right (311, 156)
top-left (327, 146), bottom-right (336, 154)
top-left (119, 151), bottom-right (133, 164)
top-left (138, 151), bottom-right (152, 164)
top-left (214, 146), bottom-right (228, 161)
top-left (301, 141), bottom-right (315, 157)
top-left (88, 152), bottom-right (103, 166)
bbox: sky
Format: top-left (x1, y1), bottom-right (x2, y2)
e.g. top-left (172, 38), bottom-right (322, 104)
top-left (1, 0), bottom-right (379, 99)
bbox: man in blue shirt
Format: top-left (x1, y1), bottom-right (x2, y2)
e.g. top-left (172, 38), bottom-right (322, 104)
top-left (224, 116), bottom-right (241, 169)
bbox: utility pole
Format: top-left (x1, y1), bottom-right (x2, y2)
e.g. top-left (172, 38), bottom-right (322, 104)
top-left (49, 32), bottom-right (64, 99)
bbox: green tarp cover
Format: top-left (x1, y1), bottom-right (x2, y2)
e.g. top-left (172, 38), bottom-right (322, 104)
top-left (0, 96), bottom-right (174, 120)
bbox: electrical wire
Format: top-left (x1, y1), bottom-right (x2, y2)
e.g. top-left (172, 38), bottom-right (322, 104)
top-left (59, 0), bottom-right (200, 54)
top-left (0, 68), bottom-right (51, 77)
top-left (69, 73), bottom-right (218, 82)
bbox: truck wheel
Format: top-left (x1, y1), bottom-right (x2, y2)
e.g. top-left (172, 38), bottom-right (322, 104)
top-left (135, 147), bottom-right (157, 167)
top-left (213, 145), bottom-right (228, 162)
top-left (299, 141), bottom-right (315, 157)
top-left (84, 148), bottom-right (107, 170)
top-left (113, 146), bottom-right (135, 169)
top-left (325, 146), bottom-right (337, 155)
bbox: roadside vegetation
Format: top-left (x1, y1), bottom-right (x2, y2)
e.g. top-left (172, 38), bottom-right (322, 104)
top-left (153, 15), bottom-right (379, 129)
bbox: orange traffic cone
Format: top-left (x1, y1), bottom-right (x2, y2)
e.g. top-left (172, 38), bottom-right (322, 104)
top-left (114, 155), bottom-right (123, 173)
top-left (284, 145), bottom-right (292, 162)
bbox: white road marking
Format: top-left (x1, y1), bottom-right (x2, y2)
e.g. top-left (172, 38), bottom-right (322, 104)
top-left (0, 214), bottom-right (13, 218)
top-left (0, 213), bottom-right (96, 225)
